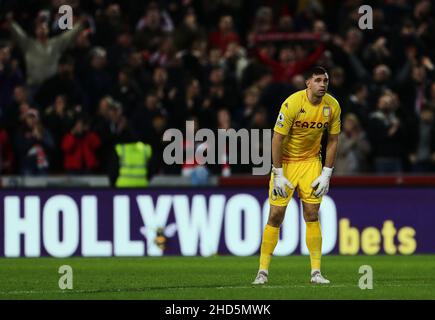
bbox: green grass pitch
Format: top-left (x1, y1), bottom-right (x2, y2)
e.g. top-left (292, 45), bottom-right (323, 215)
top-left (0, 255), bottom-right (434, 299)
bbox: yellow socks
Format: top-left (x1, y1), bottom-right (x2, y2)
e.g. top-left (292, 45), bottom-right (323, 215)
top-left (259, 224), bottom-right (280, 271)
top-left (306, 220), bottom-right (322, 272)
top-left (258, 222), bottom-right (322, 273)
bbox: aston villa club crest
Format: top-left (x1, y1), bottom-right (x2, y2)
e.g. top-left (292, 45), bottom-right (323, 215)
top-left (323, 106), bottom-right (331, 117)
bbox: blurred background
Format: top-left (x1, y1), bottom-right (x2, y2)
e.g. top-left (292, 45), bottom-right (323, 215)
top-left (0, 0), bottom-right (434, 188)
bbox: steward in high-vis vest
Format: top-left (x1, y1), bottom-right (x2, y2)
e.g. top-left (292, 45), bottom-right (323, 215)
top-left (115, 142), bottom-right (152, 187)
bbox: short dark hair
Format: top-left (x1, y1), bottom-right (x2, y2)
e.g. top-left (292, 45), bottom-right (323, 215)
top-left (305, 66), bottom-right (328, 80)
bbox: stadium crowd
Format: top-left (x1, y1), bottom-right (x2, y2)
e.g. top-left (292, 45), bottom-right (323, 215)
top-left (1, 0), bottom-right (435, 183)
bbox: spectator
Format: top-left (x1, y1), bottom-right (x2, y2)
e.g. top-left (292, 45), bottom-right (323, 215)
top-left (82, 47), bottom-right (113, 114)
top-left (68, 27), bottom-right (92, 81)
top-left (94, 3), bottom-right (124, 48)
top-left (412, 0), bottom-right (435, 53)
top-left (93, 97), bottom-right (134, 181)
top-left (61, 115), bottom-right (101, 173)
top-left (368, 64), bottom-right (393, 107)
top-left (237, 87), bottom-right (260, 127)
top-left (181, 117), bottom-right (210, 185)
top-left (92, 96), bottom-right (117, 174)
top-left (250, 107), bottom-right (269, 130)
top-left (14, 108), bottom-right (54, 175)
top-left (291, 74), bottom-right (306, 91)
top-left (368, 93), bottom-right (405, 174)
top-left (1, 1), bottom-right (435, 176)
top-left (149, 35), bottom-right (176, 68)
top-left (335, 113), bottom-right (371, 175)
top-left (0, 126), bottom-right (14, 173)
top-left (106, 31), bottom-right (134, 76)
top-left (111, 67), bottom-right (143, 118)
top-left (0, 43), bottom-right (24, 116)
top-left (148, 112), bottom-right (168, 177)
top-left (151, 66), bottom-right (174, 104)
top-left (173, 8), bottom-right (205, 51)
top-left (223, 41), bottom-right (249, 82)
top-left (179, 37), bottom-right (209, 82)
top-left (134, 2), bottom-right (171, 51)
top-left (363, 36), bottom-right (391, 69)
top-left (126, 51), bottom-right (152, 89)
top-left (328, 66), bottom-right (348, 103)
top-left (8, 14), bottom-right (84, 96)
top-left (277, 14), bottom-right (294, 33)
top-left (208, 15), bottom-right (240, 54)
top-left (409, 106), bottom-right (435, 172)
top-left (2, 85), bottom-right (28, 131)
top-left (256, 41), bottom-right (325, 83)
top-left (34, 54), bottom-right (87, 111)
top-left (136, 2), bottom-right (174, 33)
top-left (397, 63), bottom-right (432, 117)
top-left (208, 47), bottom-right (224, 69)
top-left (131, 91), bottom-right (162, 142)
top-left (170, 78), bottom-right (202, 129)
top-left (42, 95), bottom-right (75, 172)
top-left (312, 19), bottom-right (327, 37)
top-left (204, 66), bottom-right (236, 111)
top-left (329, 28), bottom-right (369, 81)
top-left (344, 83), bottom-right (370, 130)
top-left (428, 82), bottom-right (435, 106)
top-left (216, 108), bottom-right (234, 177)
top-left (251, 6), bottom-right (274, 35)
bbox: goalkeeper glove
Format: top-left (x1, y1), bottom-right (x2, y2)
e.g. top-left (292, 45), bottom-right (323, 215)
top-left (272, 166), bottom-right (294, 198)
top-left (311, 167), bottom-right (333, 197)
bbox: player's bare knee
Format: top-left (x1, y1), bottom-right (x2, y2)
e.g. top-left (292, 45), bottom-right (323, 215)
top-left (303, 208), bottom-right (319, 222)
top-left (304, 212), bottom-right (318, 222)
top-left (302, 202), bottom-right (320, 222)
top-left (268, 216), bottom-right (283, 227)
top-left (268, 206), bottom-right (286, 227)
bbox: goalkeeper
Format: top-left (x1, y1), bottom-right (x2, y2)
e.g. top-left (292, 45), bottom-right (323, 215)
top-left (253, 66), bottom-right (341, 285)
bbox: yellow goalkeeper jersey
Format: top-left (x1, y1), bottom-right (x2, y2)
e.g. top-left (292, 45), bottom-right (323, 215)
top-left (273, 89), bottom-right (341, 163)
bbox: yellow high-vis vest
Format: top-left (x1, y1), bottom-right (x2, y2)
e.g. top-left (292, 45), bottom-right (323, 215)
top-left (115, 142), bottom-right (152, 187)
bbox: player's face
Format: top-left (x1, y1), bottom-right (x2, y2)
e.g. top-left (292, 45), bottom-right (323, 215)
top-left (307, 73), bottom-right (329, 97)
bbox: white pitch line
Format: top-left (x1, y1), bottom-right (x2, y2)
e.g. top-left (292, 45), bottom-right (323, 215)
top-left (0, 285), bottom-right (346, 295)
top-left (217, 284), bottom-right (349, 289)
top-left (0, 283), bottom-right (432, 296)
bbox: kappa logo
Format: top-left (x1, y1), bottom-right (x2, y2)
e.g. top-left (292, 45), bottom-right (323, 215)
top-left (300, 108), bottom-right (306, 113)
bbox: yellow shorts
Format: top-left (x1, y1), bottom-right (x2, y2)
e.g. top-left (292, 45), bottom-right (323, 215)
top-left (269, 159), bottom-right (323, 206)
